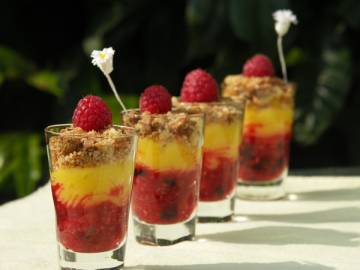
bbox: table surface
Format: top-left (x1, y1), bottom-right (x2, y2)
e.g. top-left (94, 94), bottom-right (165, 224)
top-left (1, 176), bottom-right (360, 270)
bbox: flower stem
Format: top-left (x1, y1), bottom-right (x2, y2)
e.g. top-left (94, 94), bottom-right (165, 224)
top-left (277, 36), bottom-right (288, 82)
top-left (104, 73), bottom-right (127, 112)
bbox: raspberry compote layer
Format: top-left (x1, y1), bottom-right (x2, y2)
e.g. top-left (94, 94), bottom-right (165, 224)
top-left (238, 131), bottom-right (291, 181)
top-left (132, 164), bottom-right (200, 224)
top-left (52, 183), bottom-right (129, 253)
top-left (200, 149), bottom-right (238, 201)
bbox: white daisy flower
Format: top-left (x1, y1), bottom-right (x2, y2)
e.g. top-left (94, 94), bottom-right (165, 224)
top-left (273, 9), bottom-right (298, 37)
top-left (91, 47), bottom-right (115, 75)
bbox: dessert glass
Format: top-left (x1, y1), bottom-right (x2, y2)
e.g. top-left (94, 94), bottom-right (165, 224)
top-left (223, 75), bottom-right (294, 200)
top-left (45, 124), bottom-right (137, 270)
top-left (173, 100), bottom-right (244, 221)
top-left (122, 110), bottom-right (204, 245)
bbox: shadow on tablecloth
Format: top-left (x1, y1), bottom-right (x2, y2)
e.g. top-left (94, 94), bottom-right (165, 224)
top-left (287, 186), bottom-right (360, 202)
top-left (198, 226), bottom-right (360, 247)
top-left (243, 206), bottom-right (360, 224)
top-left (127, 261), bottom-right (334, 270)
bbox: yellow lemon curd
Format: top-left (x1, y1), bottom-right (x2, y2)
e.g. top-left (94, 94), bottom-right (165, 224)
top-left (136, 137), bottom-right (201, 171)
top-left (244, 101), bottom-right (293, 137)
top-left (135, 119), bottom-right (241, 171)
top-left (203, 120), bottom-right (241, 159)
top-left (51, 159), bottom-right (134, 207)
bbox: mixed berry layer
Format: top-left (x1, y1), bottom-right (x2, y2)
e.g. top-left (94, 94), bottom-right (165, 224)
top-left (132, 164), bottom-right (200, 224)
top-left (200, 149), bottom-right (238, 201)
top-left (52, 183), bottom-right (129, 253)
top-left (239, 132), bottom-right (291, 181)
top-left (50, 160), bottom-right (133, 253)
top-left (200, 121), bottom-right (241, 201)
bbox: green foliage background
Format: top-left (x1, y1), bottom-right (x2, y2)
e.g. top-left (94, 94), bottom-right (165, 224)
top-left (1, 0), bottom-right (360, 202)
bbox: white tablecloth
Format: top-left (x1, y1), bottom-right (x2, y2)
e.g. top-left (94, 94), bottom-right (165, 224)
top-left (1, 176), bottom-right (360, 270)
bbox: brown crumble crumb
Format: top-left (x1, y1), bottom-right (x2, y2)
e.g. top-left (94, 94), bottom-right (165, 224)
top-left (172, 97), bottom-right (243, 124)
top-left (48, 127), bottom-right (134, 170)
top-left (221, 75), bottom-right (294, 106)
top-left (122, 110), bottom-right (202, 146)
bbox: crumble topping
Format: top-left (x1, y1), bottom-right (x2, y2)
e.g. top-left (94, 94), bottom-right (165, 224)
top-left (222, 75), bottom-right (294, 106)
top-left (48, 127), bottom-right (135, 169)
top-left (172, 97), bottom-right (243, 124)
top-left (122, 110), bottom-right (203, 145)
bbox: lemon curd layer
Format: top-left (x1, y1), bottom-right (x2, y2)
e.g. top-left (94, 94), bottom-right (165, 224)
top-left (136, 137), bottom-right (201, 171)
top-left (204, 121), bottom-right (241, 158)
top-left (244, 101), bottom-right (293, 136)
top-left (51, 159), bottom-right (134, 207)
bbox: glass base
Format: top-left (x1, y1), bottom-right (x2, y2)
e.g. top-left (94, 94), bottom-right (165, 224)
top-left (133, 215), bottom-right (196, 246)
top-left (197, 195), bottom-right (234, 222)
top-left (237, 176), bottom-right (285, 201)
top-left (58, 242), bottom-right (125, 270)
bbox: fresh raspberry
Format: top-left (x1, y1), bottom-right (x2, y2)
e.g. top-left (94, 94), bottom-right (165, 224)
top-left (242, 54), bottom-right (275, 77)
top-left (180, 68), bottom-right (219, 102)
top-left (72, 95), bottom-right (112, 131)
top-left (140, 85), bottom-right (172, 114)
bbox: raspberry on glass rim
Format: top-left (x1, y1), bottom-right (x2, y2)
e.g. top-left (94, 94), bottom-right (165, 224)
top-left (180, 68), bottom-right (219, 102)
top-left (222, 53), bottom-right (295, 200)
top-left (72, 95), bottom-right (112, 131)
top-left (140, 85), bottom-right (172, 114)
top-left (46, 95), bottom-right (137, 257)
top-left (122, 85), bottom-right (204, 245)
top-left (174, 68), bottom-right (244, 222)
top-left (242, 54), bottom-right (275, 77)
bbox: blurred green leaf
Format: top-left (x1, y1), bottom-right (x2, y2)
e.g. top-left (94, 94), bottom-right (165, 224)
top-left (228, 0), bottom-right (257, 43)
top-left (0, 133), bottom-right (43, 198)
top-left (186, 0), bottom-right (214, 26)
top-left (27, 135), bottom-right (42, 192)
top-left (228, 0), bottom-right (288, 54)
top-left (286, 47), bottom-right (306, 66)
top-left (27, 70), bottom-right (65, 97)
top-left (294, 47), bottom-right (352, 145)
top-left (186, 0), bottom-right (228, 59)
top-left (123, 94), bottom-right (139, 109)
top-left (83, 1), bottom-right (124, 54)
top-left (0, 45), bottom-right (34, 81)
top-left (0, 45), bottom-right (68, 97)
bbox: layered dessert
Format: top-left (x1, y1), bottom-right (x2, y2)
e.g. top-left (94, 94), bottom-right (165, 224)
top-left (222, 54), bottom-right (294, 183)
top-left (173, 68), bottom-right (243, 220)
top-left (46, 96), bottom-right (137, 253)
top-left (122, 86), bottom-right (203, 226)
top-left (173, 100), bottom-right (242, 202)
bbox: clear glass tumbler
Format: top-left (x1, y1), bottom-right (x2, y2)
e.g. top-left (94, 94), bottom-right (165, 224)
top-left (223, 75), bottom-right (294, 200)
top-left (45, 124), bottom-right (137, 269)
top-left (122, 110), bottom-right (204, 245)
top-left (173, 100), bottom-right (244, 222)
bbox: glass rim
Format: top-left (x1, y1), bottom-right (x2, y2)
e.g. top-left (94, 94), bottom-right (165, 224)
top-left (172, 96), bottom-right (245, 111)
top-left (172, 97), bottom-right (244, 117)
top-left (121, 108), bottom-right (205, 119)
top-left (172, 96), bottom-right (241, 106)
top-left (44, 124), bottom-right (138, 138)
